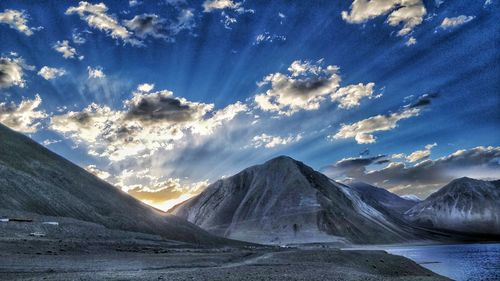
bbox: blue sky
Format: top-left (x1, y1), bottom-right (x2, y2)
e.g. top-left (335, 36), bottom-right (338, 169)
top-left (1, 0), bottom-right (498, 210)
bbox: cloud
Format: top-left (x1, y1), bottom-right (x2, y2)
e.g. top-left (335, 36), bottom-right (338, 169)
top-left (111, 168), bottom-right (208, 210)
top-left (251, 133), bottom-right (302, 148)
top-left (137, 83), bottom-right (154, 92)
top-left (38, 66), bottom-right (66, 80)
top-left (170, 9), bottom-right (196, 35)
top-left (331, 108), bottom-right (420, 144)
top-left (49, 87), bottom-right (247, 162)
top-left (440, 15), bottom-right (475, 29)
top-left (253, 32), bottom-right (286, 45)
top-left (203, 0), bottom-right (242, 12)
top-left (85, 164), bottom-right (111, 180)
top-left (203, 0), bottom-right (253, 29)
top-left (331, 93), bottom-right (437, 144)
top-left (254, 60), bottom-right (375, 116)
top-left (129, 0), bottom-right (142, 7)
top-left (342, 0), bottom-right (426, 36)
top-left (67, 2), bottom-right (194, 45)
top-left (87, 66), bottom-right (105, 78)
top-left (0, 95), bottom-right (47, 133)
top-left (66, 1), bottom-right (140, 46)
top-left (0, 9), bottom-right (38, 36)
top-left (125, 90), bottom-right (213, 123)
top-left (406, 143), bottom-right (436, 163)
top-left (123, 14), bottom-right (168, 39)
top-left (53, 40), bottom-right (82, 59)
top-left (0, 56), bottom-right (31, 88)
top-left (331, 82), bottom-right (375, 109)
top-left (322, 146), bottom-right (500, 197)
top-left (42, 139), bottom-right (62, 146)
top-left (406, 36), bottom-right (417, 46)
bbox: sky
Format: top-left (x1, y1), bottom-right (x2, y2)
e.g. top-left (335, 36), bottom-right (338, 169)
top-left (0, 0), bottom-right (499, 211)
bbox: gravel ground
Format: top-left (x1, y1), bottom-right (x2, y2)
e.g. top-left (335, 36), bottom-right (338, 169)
top-left (0, 236), bottom-right (450, 281)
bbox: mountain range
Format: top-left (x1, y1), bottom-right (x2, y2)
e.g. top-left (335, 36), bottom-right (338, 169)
top-left (171, 156), bottom-right (432, 244)
top-left (1, 123), bottom-right (498, 246)
top-left (172, 157), bottom-right (499, 244)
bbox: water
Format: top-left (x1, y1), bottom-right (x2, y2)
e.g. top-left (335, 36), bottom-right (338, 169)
top-left (383, 243), bottom-right (500, 281)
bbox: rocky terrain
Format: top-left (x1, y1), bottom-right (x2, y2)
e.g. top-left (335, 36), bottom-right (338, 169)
top-left (0, 234), bottom-right (449, 281)
top-left (405, 177), bottom-right (500, 235)
top-left (171, 156), bottom-right (423, 244)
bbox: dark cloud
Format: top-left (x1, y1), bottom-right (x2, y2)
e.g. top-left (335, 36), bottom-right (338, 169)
top-left (0, 57), bottom-right (26, 88)
top-left (124, 14), bottom-right (168, 39)
top-left (408, 92), bottom-right (439, 108)
top-left (126, 94), bottom-right (203, 123)
top-left (359, 149), bottom-right (370, 156)
top-left (322, 146), bottom-right (500, 198)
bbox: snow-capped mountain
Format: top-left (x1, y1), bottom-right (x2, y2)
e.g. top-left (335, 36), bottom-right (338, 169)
top-left (171, 156), bottom-right (418, 245)
top-left (405, 177), bottom-right (500, 235)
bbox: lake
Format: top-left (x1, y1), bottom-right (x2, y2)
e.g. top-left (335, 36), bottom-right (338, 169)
top-left (383, 243), bottom-right (500, 281)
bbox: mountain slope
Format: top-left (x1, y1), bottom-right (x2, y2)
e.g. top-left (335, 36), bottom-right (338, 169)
top-left (349, 182), bottom-right (418, 215)
top-left (404, 177), bottom-right (500, 235)
top-left (171, 156), bottom-right (418, 244)
top-left (0, 123), bottom-right (233, 245)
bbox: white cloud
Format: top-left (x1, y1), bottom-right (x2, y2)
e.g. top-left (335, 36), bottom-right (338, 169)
top-left (0, 56), bottom-right (31, 88)
top-left (87, 66), bottom-right (105, 78)
top-left (53, 40), bottom-right (81, 59)
top-left (85, 164), bottom-right (111, 180)
top-left (129, 0), bottom-right (142, 7)
top-left (342, 0), bottom-right (426, 36)
top-left (330, 82), bottom-right (375, 109)
top-left (66, 1), bottom-right (141, 46)
top-left (254, 60), bottom-right (375, 116)
top-left (0, 9), bottom-right (37, 36)
top-left (137, 83), bottom-right (154, 92)
top-left (440, 15), bottom-right (475, 29)
top-left (170, 9), bottom-right (196, 35)
top-left (406, 36), bottom-right (417, 46)
top-left (254, 32), bottom-right (286, 45)
top-left (251, 133), bottom-right (302, 148)
top-left (49, 87), bottom-right (247, 162)
top-left (331, 108), bottom-right (421, 144)
top-left (391, 153), bottom-right (405, 159)
top-left (38, 66), bottom-right (66, 80)
top-left (0, 95), bottom-right (47, 133)
top-left (203, 0), bottom-right (253, 29)
top-left (203, 0), bottom-right (241, 12)
top-left (406, 143), bottom-right (437, 162)
top-left (72, 29), bottom-right (87, 44)
top-left (42, 139), bottom-right (62, 146)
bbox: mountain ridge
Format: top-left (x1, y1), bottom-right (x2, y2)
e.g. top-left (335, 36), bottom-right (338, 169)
top-left (0, 123), bottom-right (238, 246)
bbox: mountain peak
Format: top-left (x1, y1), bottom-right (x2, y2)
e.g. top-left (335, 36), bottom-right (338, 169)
top-left (264, 155), bottom-right (298, 165)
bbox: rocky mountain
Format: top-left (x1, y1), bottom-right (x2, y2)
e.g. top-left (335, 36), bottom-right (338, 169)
top-left (170, 156), bottom-right (419, 245)
top-left (405, 177), bottom-right (500, 235)
top-left (349, 182), bottom-right (418, 215)
top-left (0, 124), bottom-right (234, 246)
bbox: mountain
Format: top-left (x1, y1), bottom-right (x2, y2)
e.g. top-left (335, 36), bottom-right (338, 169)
top-left (170, 156), bottom-right (419, 245)
top-left (0, 123), bottom-right (233, 246)
top-left (400, 194), bottom-right (422, 202)
top-left (349, 182), bottom-right (418, 215)
top-left (405, 177), bottom-right (500, 235)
